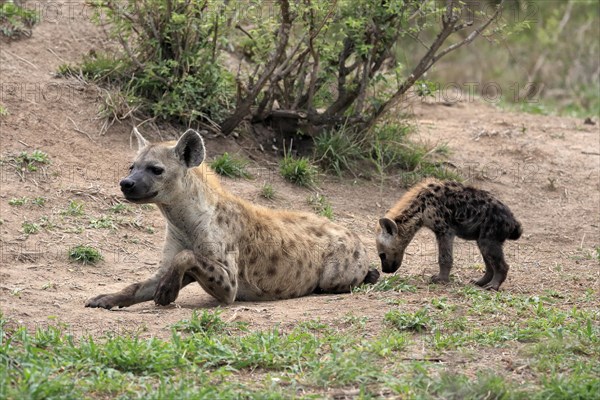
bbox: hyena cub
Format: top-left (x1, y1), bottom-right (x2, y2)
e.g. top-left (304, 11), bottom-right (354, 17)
top-left (86, 128), bottom-right (378, 310)
top-left (376, 179), bottom-right (522, 290)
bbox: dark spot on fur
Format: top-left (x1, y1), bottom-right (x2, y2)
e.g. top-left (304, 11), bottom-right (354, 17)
top-left (217, 215), bottom-right (224, 224)
top-left (223, 286), bottom-right (231, 292)
top-left (351, 278), bottom-right (358, 286)
top-left (267, 267), bottom-right (277, 276)
top-left (253, 271), bottom-right (261, 277)
top-left (207, 265), bottom-right (215, 272)
top-left (274, 289), bottom-right (282, 295)
top-left (353, 250), bottom-right (360, 260)
top-left (208, 277), bottom-right (215, 282)
top-left (296, 270), bottom-right (302, 278)
top-left (344, 259), bottom-right (350, 270)
top-left (270, 253), bottom-right (279, 264)
top-left (282, 215), bottom-right (295, 223)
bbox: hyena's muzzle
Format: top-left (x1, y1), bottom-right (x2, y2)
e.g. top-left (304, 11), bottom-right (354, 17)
top-left (120, 167), bottom-right (159, 202)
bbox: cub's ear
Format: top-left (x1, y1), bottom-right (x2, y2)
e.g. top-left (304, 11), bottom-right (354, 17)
top-left (174, 129), bottom-right (206, 168)
top-left (132, 127), bottom-right (149, 151)
top-left (379, 218), bottom-right (398, 237)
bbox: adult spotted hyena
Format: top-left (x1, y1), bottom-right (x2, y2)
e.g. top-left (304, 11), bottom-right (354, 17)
top-left (86, 129), bottom-right (378, 309)
top-left (376, 179), bottom-right (522, 291)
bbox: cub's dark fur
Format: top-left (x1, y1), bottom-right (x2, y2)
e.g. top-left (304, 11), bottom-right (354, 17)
top-left (376, 179), bottom-right (522, 290)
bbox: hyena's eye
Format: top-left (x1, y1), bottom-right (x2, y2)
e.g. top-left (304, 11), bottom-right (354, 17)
top-left (149, 166), bottom-right (164, 176)
top-left (128, 164), bottom-right (134, 171)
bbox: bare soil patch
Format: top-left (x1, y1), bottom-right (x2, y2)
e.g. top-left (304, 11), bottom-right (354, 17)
top-left (1, 1), bottom-right (598, 365)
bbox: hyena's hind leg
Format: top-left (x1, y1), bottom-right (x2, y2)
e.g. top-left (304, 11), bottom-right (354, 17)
top-left (317, 243), bottom-right (373, 293)
top-left (154, 250), bottom-right (238, 306)
top-left (475, 238), bottom-right (509, 291)
top-left (472, 239), bottom-right (495, 288)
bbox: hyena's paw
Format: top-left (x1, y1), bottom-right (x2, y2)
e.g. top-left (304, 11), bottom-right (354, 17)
top-left (153, 275), bottom-right (180, 306)
top-left (430, 274), bottom-right (450, 284)
top-left (471, 277), bottom-right (491, 287)
top-left (85, 294), bottom-right (119, 310)
top-left (481, 282), bottom-right (501, 291)
top-left (363, 268), bottom-right (380, 285)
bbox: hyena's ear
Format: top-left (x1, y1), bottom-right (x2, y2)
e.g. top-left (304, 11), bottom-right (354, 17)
top-left (132, 127), bottom-right (149, 151)
top-left (379, 218), bottom-right (398, 237)
top-left (174, 129), bottom-right (205, 168)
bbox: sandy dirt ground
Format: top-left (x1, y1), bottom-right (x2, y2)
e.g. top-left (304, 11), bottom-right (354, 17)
top-left (1, 0), bottom-right (598, 365)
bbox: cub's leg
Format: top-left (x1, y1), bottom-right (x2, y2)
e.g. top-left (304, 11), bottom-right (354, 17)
top-left (154, 250), bottom-right (238, 305)
top-left (431, 232), bottom-right (454, 284)
top-left (472, 239), bottom-right (495, 287)
top-left (476, 239), bottom-right (509, 291)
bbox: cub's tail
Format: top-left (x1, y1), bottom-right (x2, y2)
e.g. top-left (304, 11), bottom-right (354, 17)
top-left (509, 221), bottom-right (523, 240)
top-left (363, 268), bottom-right (380, 285)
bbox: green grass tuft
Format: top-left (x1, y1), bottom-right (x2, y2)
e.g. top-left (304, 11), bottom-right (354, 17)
top-left (354, 275), bottom-right (417, 294)
top-left (0, 1), bottom-right (38, 38)
top-left (211, 153), bottom-right (252, 179)
top-left (280, 154), bottom-right (318, 188)
top-left (385, 308), bottom-right (431, 333)
top-left (68, 245), bottom-right (103, 264)
top-left (172, 310), bottom-right (229, 335)
top-left (314, 129), bottom-right (362, 176)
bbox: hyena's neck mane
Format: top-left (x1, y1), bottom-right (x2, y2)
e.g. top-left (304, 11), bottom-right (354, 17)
top-left (385, 178), bottom-right (440, 233)
top-left (157, 164), bottom-right (223, 226)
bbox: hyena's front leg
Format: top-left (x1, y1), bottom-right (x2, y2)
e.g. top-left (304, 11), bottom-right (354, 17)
top-left (85, 273), bottom-right (193, 309)
top-left (86, 240), bottom-right (184, 310)
top-left (154, 250), bottom-right (238, 306)
top-left (431, 231), bottom-right (455, 284)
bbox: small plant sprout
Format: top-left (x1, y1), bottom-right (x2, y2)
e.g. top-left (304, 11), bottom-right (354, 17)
top-left (88, 215), bottom-right (116, 229)
top-left (307, 193), bottom-right (333, 220)
top-left (15, 150), bottom-right (50, 172)
top-left (61, 200), bottom-right (85, 216)
top-left (260, 183), bottom-right (276, 200)
top-left (22, 221), bottom-right (40, 234)
top-left (32, 197), bottom-right (47, 206)
top-left (69, 245), bottom-right (103, 264)
top-left (108, 203), bottom-right (132, 214)
top-left (9, 197), bottom-right (28, 206)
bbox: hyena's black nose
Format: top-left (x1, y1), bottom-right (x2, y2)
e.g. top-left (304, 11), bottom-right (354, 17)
top-left (120, 178), bottom-right (135, 190)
